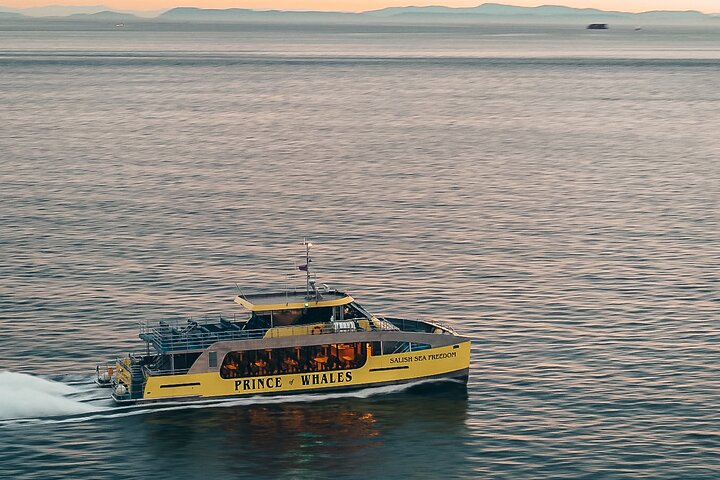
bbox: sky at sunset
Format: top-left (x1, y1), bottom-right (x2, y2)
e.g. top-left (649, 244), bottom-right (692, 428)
top-left (3, 0), bottom-right (720, 13)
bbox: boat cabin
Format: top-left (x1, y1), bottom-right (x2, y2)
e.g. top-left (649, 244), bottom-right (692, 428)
top-left (234, 290), bottom-right (377, 331)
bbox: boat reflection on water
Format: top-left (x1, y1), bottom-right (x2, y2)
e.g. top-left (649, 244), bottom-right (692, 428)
top-left (140, 383), bottom-right (469, 477)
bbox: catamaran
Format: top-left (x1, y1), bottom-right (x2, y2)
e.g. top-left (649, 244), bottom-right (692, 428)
top-left (97, 242), bottom-right (470, 403)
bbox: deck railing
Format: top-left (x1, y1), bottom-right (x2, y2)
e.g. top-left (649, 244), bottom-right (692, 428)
top-left (139, 322), bottom-right (268, 353)
top-left (116, 359), bottom-right (132, 375)
top-left (380, 316), bottom-right (457, 335)
top-left (138, 316), bottom-right (450, 354)
top-left (139, 318), bottom-right (369, 353)
top-left (142, 366), bottom-right (191, 377)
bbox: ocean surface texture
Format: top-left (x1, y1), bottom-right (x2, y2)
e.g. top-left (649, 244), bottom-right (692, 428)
top-left (1, 22), bottom-right (719, 479)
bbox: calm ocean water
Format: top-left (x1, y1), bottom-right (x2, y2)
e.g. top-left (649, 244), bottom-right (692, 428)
top-left (1, 21), bottom-right (719, 479)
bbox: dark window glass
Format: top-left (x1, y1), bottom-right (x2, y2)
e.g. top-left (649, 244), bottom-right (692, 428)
top-left (244, 313), bottom-right (271, 330)
top-left (296, 307), bottom-right (333, 325)
top-left (343, 303), bottom-right (369, 320)
top-left (173, 352), bottom-right (201, 371)
top-left (383, 341), bottom-right (410, 355)
top-left (208, 351), bottom-right (217, 368)
top-left (245, 308), bottom-right (336, 329)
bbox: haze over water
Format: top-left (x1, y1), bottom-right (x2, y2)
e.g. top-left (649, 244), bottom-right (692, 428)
top-left (0, 21), bottom-right (719, 478)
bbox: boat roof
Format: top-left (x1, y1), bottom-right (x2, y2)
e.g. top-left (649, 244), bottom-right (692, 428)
top-left (234, 290), bottom-right (354, 312)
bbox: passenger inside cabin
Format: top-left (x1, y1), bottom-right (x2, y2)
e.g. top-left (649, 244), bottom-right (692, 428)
top-left (342, 304), bottom-right (364, 320)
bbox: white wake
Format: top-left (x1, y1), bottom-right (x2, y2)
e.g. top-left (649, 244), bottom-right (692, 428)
top-left (0, 371), bottom-right (460, 426)
top-left (0, 371), bottom-right (103, 420)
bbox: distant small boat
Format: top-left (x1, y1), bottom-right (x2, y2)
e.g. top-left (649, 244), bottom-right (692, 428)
top-left (587, 23), bottom-right (609, 30)
top-left (115, 23), bottom-right (124, 27)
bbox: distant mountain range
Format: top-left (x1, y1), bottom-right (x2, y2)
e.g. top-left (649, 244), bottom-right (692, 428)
top-left (0, 4), bottom-right (161, 18)
top-left (368, 4), bottom-right (706, 17)
top-left (1, 3), bottom-right (718, 24)
top-left (158, 7), bottom-right (359, 22)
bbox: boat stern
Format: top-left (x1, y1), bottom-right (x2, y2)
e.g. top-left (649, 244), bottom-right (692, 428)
top-left (103, 354), bottom-right (148, 404)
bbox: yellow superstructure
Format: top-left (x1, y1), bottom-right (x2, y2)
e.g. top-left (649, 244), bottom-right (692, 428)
top-left (234, 292), bottom-right (354, 312)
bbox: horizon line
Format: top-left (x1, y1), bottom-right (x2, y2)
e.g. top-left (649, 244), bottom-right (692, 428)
top-left (0, 0), bottom-right (720, 15)
top-left (2, 3), bottom-right (720, 16)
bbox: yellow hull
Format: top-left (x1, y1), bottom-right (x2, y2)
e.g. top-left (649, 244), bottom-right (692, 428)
top-left (138, 341), bottom-right (470, 402)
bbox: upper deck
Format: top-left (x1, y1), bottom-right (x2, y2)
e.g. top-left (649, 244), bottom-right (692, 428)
top-left (138, 315), bottom-right (455, 354)
top-left (137, 286), bottom-right (457, 354)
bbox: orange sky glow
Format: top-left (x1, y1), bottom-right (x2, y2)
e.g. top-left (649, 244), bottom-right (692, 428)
top-left (4, 0), bottom-right (720, 14)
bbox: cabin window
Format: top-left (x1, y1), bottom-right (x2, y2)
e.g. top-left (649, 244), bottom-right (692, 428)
top-left (343, 303), bottom-right (368, 320)
top-left (409, 342), bottom-right (431, 352)
top-left (367, 342), bottom-right (431, 356)
top-left (246, 307), bottom-right (336, 329)
top-left (270, 309), bottom-right (303, 326)
top-left (245, 313), bottom-right (271, 330)
top-left (208, 351), bottom-right (217, 368)
top-left (220, 342), bottom-right (368, 379)
top-left (172, 352), bottom-right (201, 371)
top-left (297, 307), bottom-right (333, 325)
top-left (382, 341), bottom-right (410, 355)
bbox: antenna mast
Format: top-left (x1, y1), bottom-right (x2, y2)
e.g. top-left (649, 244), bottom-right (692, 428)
top-left (303, 238), bottom-right (313, 298)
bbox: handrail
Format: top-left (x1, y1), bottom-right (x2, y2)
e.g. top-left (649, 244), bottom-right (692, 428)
top-left (142, 366), bottom-right (190, 377)
top-left (137, 315), bottom-right (449, 354)
top-left (375, 318), bottom-right (400, 331)
top-left (139, 318), bottom-right (373, 352)
top-left (116, 358), bottom-right (133, 375)
top-left (379, 316), bottom-right (457, 335)
top-left (140, 325), bottom-right (270, 353)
